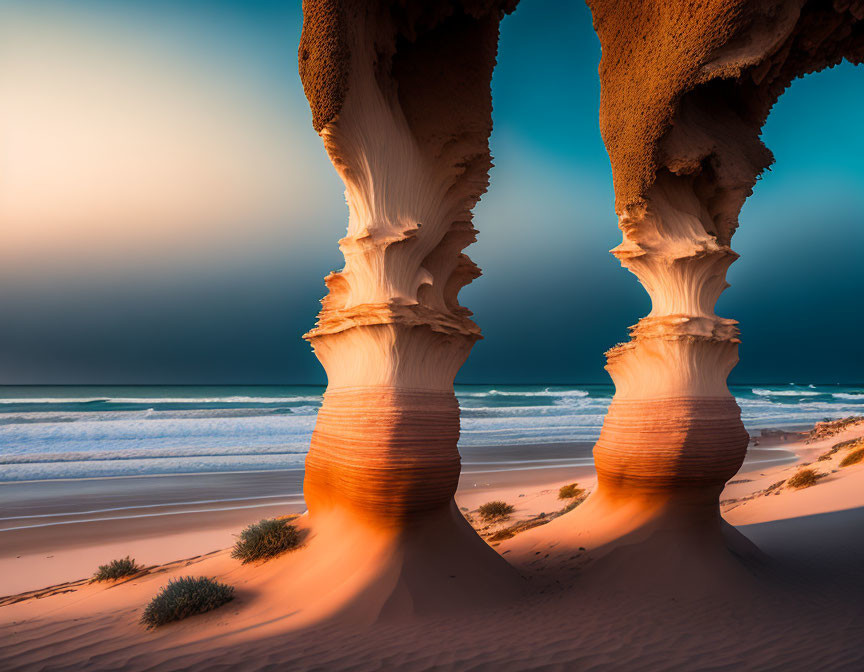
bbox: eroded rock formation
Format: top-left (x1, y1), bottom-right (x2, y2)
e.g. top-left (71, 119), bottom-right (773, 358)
top-left (296, 0), bottom-right (520, 619)
top-left (578, 0), bottom-right (864, 545)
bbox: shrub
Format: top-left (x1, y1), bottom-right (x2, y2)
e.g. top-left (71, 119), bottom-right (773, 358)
top-left (231, 518), bottom-right (302, 563)
top-left (787, 468), bottom-right (821, 489)
top-left (478, 501), bottom-right (515, 522)
top-left (488, 528), bottom-right (516, 542)
top-left (840, 447), bottom-right (864, 467)
top-left (558, 483), bottom-right (585, 500)
top-left (140, 576), bottom-right (234, 629)
top-left (93, 556), bottom-right (142, 582)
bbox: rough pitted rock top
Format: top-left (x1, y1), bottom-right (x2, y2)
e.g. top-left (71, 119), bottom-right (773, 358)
top-left (299, 0), bottom-right (517, 133)
top-left (589, 0), bottom-right (864, 220)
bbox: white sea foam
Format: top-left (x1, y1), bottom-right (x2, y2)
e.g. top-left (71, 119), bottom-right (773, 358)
top-left (2, 385), bottom-right (862, 482)
top-left (0, 395), bottom-right (321, 405)
top-left (0, 408), bottom-right (316, 428)
top-left (0, 453), bottom-right (309, 481)
top-left (460, 403), bottom-right (604, 417)
top-left (460, 388), bottom-right (590, 398)
top-left (0, 414), bottom-right (317, 471)
top-left (751, 388), bottom-right (822, 397)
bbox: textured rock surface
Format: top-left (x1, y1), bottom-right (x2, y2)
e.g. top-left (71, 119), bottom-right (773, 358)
top-left (305, 388), bottom-right (461, 517)
top-left (582, 0), bottom-right (864, 535)
top-left (296, 0), bottom-right (521, 619)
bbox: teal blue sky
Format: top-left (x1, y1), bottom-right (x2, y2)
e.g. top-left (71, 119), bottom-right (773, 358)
top-left (0, 0), bottom-right (862, 384)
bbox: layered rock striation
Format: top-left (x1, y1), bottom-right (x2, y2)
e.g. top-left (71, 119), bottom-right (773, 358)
top-left (296, 0), bottom-right (521, 619)
top-left (583, 0), bottom-right (864, 536)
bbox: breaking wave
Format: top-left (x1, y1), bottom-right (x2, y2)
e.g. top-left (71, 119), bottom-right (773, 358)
top-left (752, 388), bottom-right (822, 397)
top-left (1, 384), bottom-right (862, 482)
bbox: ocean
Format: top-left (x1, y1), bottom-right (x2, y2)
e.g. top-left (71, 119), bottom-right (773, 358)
top-left (1, 384), bottom-right (863, 482)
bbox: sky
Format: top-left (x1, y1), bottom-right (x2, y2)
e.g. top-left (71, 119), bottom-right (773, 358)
top-left (0, 0), bottom-right (862, 385)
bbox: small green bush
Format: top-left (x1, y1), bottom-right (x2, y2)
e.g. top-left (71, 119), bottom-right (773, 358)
top-left (478, 501), bottom-right (515, 522)
top-left (787, 468), bottom-right (821, 489)
top-left (840, 447), bottom-right (864, 467)
top-left (93, 556), bottom-right (141, 582)
top-left (558, 483), bottom-right (585, 500)
top-left (231, 518), bottom-right (301, 563)
top-left (140, 577), bottom-right (234, 629)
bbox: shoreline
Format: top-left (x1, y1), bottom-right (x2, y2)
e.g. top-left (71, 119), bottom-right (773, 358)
top-left (0, 436), bottom-right (800, 595)
top-left (0, 442), bottom-right (594, 594)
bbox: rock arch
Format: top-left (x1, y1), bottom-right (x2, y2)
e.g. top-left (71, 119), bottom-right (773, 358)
top-left (297, 0), bottom-right (863, 598)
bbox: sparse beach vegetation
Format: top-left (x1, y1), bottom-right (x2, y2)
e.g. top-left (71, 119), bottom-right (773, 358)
top-left (231, 518), bottom-right (302, 564)
top-left (140, 577), bottom-right (234, 628)
top-left (840, 447), bottom-right (864, 467)
top-left (818, 437), bottom-right (864, 461)
top-left (558, 483), bottom-right (585, 500)
top-left (93, 557), bottom-right (142, 582)
top-left (478, 501), bottom-right (515, 522)
top-left (807, 417), bottom-right (864, 442)
top-left (787, 469), bottom-right (821, 489)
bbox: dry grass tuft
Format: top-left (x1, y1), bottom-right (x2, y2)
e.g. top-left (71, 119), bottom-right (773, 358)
top-left (818, 437), bottom-right (864, 461)
top-left (787, 468), bottom-right (822, 489)
top-left (558, 483), bottom-right (585, 500)
top-left (808, 416), bottom-right (864, 442)
top-left (478, 501), bottom-right (515, 522)
top-left (487, 528), bottom-right (516, 542)
top-left (840, 447), bottom-right (864, 468)
top-left (93, 556), bottom-right (142, 582)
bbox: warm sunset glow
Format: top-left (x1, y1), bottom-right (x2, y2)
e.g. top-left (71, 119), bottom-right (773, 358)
top-left (0, 6), bottom-right (335, 272)
top-left (1, 3), bottom-right (864, 670)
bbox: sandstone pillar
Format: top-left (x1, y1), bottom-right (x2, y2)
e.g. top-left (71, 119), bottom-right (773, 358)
top-left (509, 2), bottom-right (863, 566)
top-left (584, 0), bottom-right (863, 545)
top-left (586, 0), bottom-right (864, 547)
top-left (294, 0), bottom-right (521, 619)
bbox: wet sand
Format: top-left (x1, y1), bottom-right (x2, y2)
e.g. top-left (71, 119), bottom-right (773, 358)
top-left (0, 443), bottom-right (594, 593)
top-left (0, 439), bottom-right (795, 595)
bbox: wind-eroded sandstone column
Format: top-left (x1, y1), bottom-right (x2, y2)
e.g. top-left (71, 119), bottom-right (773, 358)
top-left (581, 0), bottom-right (864, 542)
top-left (296, 0), bottom-right (520, 617)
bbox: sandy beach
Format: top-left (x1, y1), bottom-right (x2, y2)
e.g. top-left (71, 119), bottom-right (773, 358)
top-left (5, 423), bottom-right (859, 671)
top-left (0, 438), bottom-right (796, 596)
top-left (0, 442), bottom-right (596, 595)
